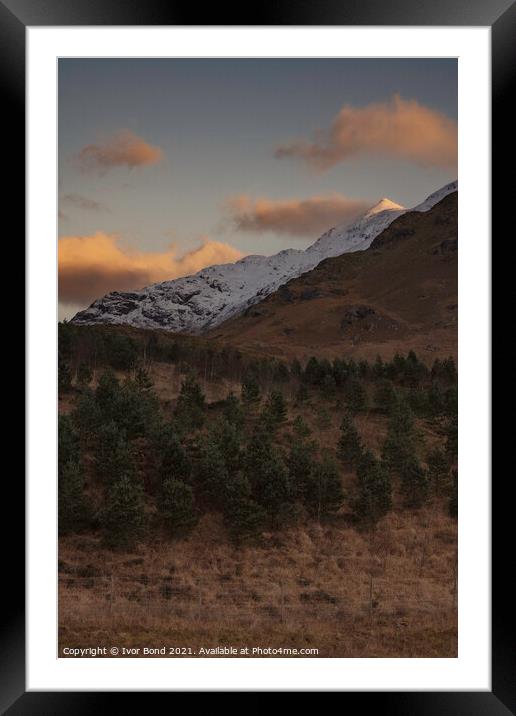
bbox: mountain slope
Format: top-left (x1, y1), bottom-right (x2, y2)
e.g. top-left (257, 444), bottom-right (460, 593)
top-left (71, 181), bottom-right (457, 334)
top-left (209, 191), bottom-right (458, 361)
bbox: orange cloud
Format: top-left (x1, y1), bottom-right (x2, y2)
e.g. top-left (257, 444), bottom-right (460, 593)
top-left (226, 194), bottom-right (370, 237)
top-left (275, 95), bottom-right (457, 170)
top-left (58, 232), bottom-right (243, 304)
top-left (76, 130), bottom-right (164, 172)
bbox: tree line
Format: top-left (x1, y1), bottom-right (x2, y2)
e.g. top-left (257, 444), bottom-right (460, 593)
top-left (59, 345), bottom-right (457, 549)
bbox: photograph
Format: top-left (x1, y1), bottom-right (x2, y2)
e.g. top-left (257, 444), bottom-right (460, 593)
top-left (56, 57), bottom-right (459, 659)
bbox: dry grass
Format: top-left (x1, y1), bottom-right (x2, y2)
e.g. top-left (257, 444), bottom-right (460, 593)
top-left (59, 506), bottom-right (457, 658)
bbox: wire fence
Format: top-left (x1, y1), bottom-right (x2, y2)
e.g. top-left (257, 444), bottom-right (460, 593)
top-left (59, 570), bottom-right (457, 627)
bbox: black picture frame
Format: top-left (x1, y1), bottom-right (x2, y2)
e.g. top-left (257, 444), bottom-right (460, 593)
top-left (3, 0), bottom-right (509, 708)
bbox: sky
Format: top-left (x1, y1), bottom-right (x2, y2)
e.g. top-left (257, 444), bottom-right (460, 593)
top-left (58, 58), bottom-right (457, 320)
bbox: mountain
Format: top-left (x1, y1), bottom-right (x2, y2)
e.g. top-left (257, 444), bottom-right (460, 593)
top-left (210, 190), bottom-right (458, 362)
top-left (71, 181), bottom-right (457, 334)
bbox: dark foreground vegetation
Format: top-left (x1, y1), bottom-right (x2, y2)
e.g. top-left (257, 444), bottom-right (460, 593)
top-left (59, 323), bottom-right (458, 550)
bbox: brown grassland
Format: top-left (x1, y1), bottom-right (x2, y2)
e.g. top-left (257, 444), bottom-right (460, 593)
top-left (59, 362), bottom-right (457, 658)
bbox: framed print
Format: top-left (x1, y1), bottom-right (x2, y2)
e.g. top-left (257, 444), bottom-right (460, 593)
top-left (2, 0), bottom-right (510, 708)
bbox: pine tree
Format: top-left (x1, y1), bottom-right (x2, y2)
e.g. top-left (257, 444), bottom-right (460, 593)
top-left (241, 371), bottom-right (261, 407)
top-left (290, 358), bottom-right (302, 379)
top-left (77, 363), bottom-right (93, 387)
top-left (117, 378), bottom-right (153, 439)
top-left (337, 413), bottom-right (363, 468)
top-left (400, 455), bottom-right (429, 507)
top-left (374, 379), bottom-right (397, 414)
top-left (245, 433), bottom-right (290, 523)
top-left (262, 391), bottom-right (288, 429)
top-left (445, 415), bottom-right (458, 464)
top-left (332, 358), bottom-right (348, 388)
top-left (95, 369), bottom-right (121, 421)
top-left (448, 468), bottom-right (458, 518)
top-left (316, 406), bottom-right (332, 430)
top-left (73, 390), bottom-right (102, 442)
top-left (135, 366), bottom-right (153, 392)
top-left (353, 449), bottom-right (392, 527)
top-left (59, 415), bottom-right (80, 468)
top-left (273, 361), bottom-right (290, 383)
top-left (382, 399), bottom-right (416, 472)
top-left (321, 372), bottom-right (337, 397)
top-left (304, 356), bottom-right (321, 386)
top-left (160, 478), bottom-right (198, 536)
top-left (426, 447), bottom-right (450, 495)
top-left (59, 461), bottom-right (89, 535)
top-left (345, 378), bottom-right (367, 414)
top-left (210, 420), bottom-right (243, 475)
top-left (291, 415), bottom-right (311, 440)
top-left (104, 333), bottom-right (138, 370)
top-left (373, 355), bottom-right (385, 379)
top-left (426, 380), bottom-right (446, 416)
top-left (58, 357), bottom-right (72, 393)
top-left (195, 439), bottom-right (229, 508)
top-left (305, 456), bottom-right (344, 521)
top-left (404, 350), bottom-right (428, 387)
top-left (287, 438), bottom-right (317, 501)
top-left (223, 392), bottom-right (245, 430)
top-left (444, 387), bottom-right (458, 418)
top-left (95, 421), bottom-right (135, 484)
top-left (296, 383), bottom-right (309, 403)
top-left (102, 475), bottom-right (145, 549)
top-left (223, 474), bottom-right (265, 542)
top-left (157, 428), bottom-right (191, 485)
top-left (174, 375), bottom-right (206, 431)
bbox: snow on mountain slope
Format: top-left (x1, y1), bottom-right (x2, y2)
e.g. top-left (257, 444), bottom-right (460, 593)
top-left (71, 180), bottom-right (457, 334)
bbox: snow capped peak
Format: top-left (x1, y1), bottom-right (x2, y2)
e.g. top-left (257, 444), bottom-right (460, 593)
top-left (72, 180), bottom-right (457, 334)
top-left (365, 197), bottom-right (405, 217)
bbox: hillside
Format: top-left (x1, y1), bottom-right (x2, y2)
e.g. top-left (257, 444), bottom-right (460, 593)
top-left (210, 192), bottom-right (457, 362)
top-left (58, 321), bottom-right (457, 657)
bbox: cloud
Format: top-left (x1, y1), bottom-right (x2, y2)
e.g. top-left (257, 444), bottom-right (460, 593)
top-left (58, 232), bottom-right (243, 305)
top-left (61, 193), bottom-right (109, 212)
top-left (226, 194), bottom-right (371, 237)
top-left (76, 130), bottom-right (164, 173)
top-left (275, 95), bottom-right (457, 170)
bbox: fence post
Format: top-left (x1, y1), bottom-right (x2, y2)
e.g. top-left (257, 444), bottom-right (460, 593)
top-left (110, 574), bottom-right (116, 616)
